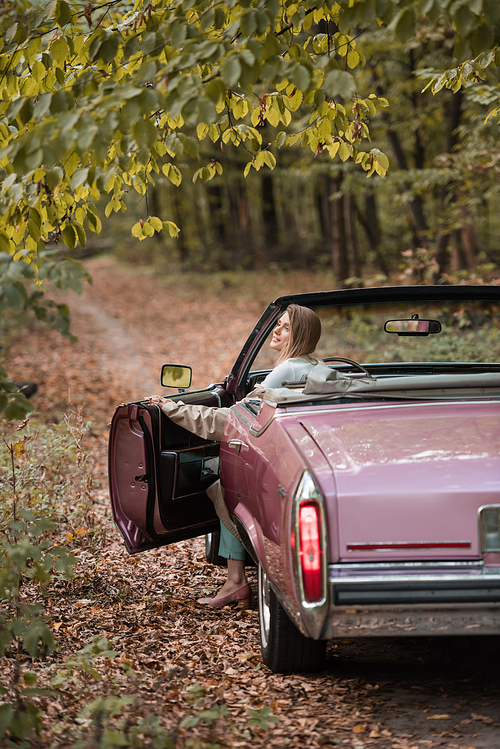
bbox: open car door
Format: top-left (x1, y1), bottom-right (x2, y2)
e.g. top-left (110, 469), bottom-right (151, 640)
top-left (108, 392), bottom-right (227, 554)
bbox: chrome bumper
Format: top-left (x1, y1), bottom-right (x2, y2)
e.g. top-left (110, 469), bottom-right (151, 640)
top-left (323, 563), bottom-right (500, 638)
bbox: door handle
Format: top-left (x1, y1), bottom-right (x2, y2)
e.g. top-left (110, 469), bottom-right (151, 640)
top-left (228, 439), bottom-right (247, 453)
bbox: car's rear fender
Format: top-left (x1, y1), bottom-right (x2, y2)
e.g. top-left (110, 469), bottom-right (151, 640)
top-left (232, 505), bottom-right (329, 639)
top-left (232, 505), bottom-right (266, 568)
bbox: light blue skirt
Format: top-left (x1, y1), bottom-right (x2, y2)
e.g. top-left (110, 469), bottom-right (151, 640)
top-left (218, 521), bottom-right (246, 560)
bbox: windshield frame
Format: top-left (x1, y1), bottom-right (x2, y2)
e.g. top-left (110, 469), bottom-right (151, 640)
top-left (227, 285), bottom-right (500, 400)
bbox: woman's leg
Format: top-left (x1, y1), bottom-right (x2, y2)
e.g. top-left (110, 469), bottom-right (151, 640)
top-left (197, 523), bottom-right (250, 606)
top-left (214, 522), bottom-right (247, 597)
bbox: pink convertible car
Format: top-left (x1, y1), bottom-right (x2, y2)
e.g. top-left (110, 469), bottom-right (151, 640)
top-left (109, 286), bottom-right (500, 673)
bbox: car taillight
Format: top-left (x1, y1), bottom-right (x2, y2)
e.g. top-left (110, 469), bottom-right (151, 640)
top-left (480, 506), bottom-right (500, 552)
top-left (299, 503), bottom-right (322, 602)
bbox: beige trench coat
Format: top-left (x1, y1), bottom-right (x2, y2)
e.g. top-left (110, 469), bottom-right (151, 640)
top-left (159, 400), bottom-right (240, 539)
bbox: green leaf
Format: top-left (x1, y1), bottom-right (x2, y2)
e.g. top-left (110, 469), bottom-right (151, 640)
top-left (276, 131), bottom-right (287, 147)
top-left (55, 0), bottom-right (72, 27)
top-left (0, 703), bottom-right (14, 739)
top-left (4, 283), bottom-right (26, 310)
top-left (33, 92), bottom-right (52, 120)
top-left (51, 37), bottom-right (68, 65)
top-left (4, 393), bottom-right (35, 420)
top-left (205, 78), bottom-right (226, 105)
top-left (291, 63), bottom-right (311, 92)
top-left (98, 34), bottom-right (120, 64)
top-left (46, 167), bottom-right (63, 191)
top-left (87, 211), bottom-right (102, 234)
top-left (133, 119), bottom-right (157, 149)
top-left (393, 7), bottom-right (416, 43)
top-left (22, 687), bottom-right (56, 697)
top-left (74, 223), bottom-right (86, 248)
top-left (323, 70), bottom-right (356, 99)
top-left (70, 167), bottom-right (89, 190)
top-left (454, 5), bottom-right (475, 38)
top-left (18, 99), bottom-right (34, 127)
top-left (62, 224), bottom-right (77, 250)
top-left (22, 671), bottom-right (38, 686)
top-left (221, 56), bottom-right (242, 88)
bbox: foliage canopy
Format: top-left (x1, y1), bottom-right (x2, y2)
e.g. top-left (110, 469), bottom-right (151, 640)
top-left (0, 0), bottom-right (499, 416)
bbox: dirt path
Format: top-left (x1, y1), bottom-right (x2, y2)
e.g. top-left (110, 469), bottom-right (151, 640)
top-left (4, 259), bottom-right (500, 749)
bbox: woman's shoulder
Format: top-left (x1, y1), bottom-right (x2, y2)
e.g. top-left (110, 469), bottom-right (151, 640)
top-left (261, 357), bottom-right (319, 388)
top-left (286, 356), bottom-right (318, 365)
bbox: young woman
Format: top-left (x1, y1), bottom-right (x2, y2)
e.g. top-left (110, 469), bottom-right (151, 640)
top-left (150, 304), bottom-right (321, 609)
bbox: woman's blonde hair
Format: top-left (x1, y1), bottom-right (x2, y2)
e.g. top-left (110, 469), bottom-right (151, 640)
top-left (276, 304), bottom-right (321, 365)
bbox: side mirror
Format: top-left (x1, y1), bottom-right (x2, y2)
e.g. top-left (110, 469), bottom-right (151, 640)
top-left (384, 318), bottom-right (442, 336)
top-left (161, 364), bottom-right (192, 391)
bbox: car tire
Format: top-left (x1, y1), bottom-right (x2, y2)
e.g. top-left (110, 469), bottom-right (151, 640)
top-left (258, 563), bottom-right (326, 674)
top-left (204, 531), bottom-right (227, 566)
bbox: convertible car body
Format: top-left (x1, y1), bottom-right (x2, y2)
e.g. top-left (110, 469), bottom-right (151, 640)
top-left (109, 285), bottom-right (500, 673)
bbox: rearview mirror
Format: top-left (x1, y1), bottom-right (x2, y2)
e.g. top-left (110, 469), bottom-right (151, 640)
top-left (384, 318), bottom-right (442, 336)
top-left (161, 364), bottom-right (192, 390)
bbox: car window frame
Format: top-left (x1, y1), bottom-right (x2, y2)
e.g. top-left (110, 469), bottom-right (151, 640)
top-left (226, 285), bottom-right (500, 400)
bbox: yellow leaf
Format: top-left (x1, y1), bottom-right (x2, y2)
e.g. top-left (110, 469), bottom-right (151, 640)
top-left (347, 49), bottom-right (360, 69)
top-left (196, 123), bottom-right (208, 140)
top-left (266, 104), bottom-right (280, 128)
top-left (338, 141), bottom-right (351, 162)
top-left (131, 221), bottom-right (143, 239)
top-left (263, 151), bottom-right (276, 169)
top-left (352, 724), bottom-right (365, 733)
top-left (76, 528), bottom-right (87, 535)
top-left (254, 151), bottom-right (265, 171)
top-left (149, 216), bottom-right (163, 232)
top-left (162, 221), bottom-right (180, 238)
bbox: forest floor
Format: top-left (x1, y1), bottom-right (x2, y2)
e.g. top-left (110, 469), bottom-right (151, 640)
top-left (2, 257), bottom-right (500, 749)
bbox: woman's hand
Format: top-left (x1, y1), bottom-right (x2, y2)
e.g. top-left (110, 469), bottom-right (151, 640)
top-left (147, 396), bottom-right (174, 407)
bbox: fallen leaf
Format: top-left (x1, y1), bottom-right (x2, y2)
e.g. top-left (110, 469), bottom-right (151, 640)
top-left (352, 724), bottom-right (365, 733)
top-left (427, 714), bottom-right (450, 720)
top-left (471, 713), bottom-right (493, 724)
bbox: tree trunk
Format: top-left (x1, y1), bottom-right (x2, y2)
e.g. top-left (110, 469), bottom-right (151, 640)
top-left (373, 65), bottom-right (428, 246)
top-left (262, 173), bottom-right (278, 257)
top-left (328, 174), bottom-right (349, 283)
top-left (345, 192), bottom-right (361, 279)
top-left (385, 127), bottom-right (428, 243)
top-left (461, 222), bottom-right (477, 271)
top-left (434, 90), bottom-right (463, 278)
top-left (355, 191), bottom-right (390, 276)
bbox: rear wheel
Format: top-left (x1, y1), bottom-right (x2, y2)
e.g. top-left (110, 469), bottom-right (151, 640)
top-left (258, 563), bottom-right (326, 674)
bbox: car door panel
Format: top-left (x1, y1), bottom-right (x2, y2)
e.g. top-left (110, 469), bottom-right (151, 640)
top-left (109, 392), bottom-right (226, 554)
